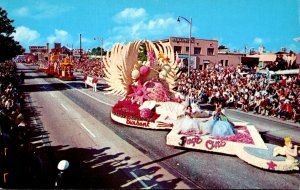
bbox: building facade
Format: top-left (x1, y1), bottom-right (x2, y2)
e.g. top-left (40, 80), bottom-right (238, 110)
top-left (160, 37), bottom-right (299, 71)
top-left (161, 37), bottom-right (244, 70)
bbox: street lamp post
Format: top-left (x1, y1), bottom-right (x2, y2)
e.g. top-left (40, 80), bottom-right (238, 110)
top-left (177, 16), bottom-right (192, 77)
top-left (94, 37), bottom-right (104, 57)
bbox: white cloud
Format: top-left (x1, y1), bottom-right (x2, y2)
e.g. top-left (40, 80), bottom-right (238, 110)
top-left (12, 2), bottom-right (74, 19)
top-left (114, 8), bottom-right (146, 23)
top-left (34, 2), bottom-right (74, 19)
top-left (13, 26), bottom-right (40, 44)
top-left (13, 7), bottom-right (29, 16)
top-left (105, 9), bottom-right (196, 49)
top-left (253, 37), bottom-right (263, 44)
top-left (47, 29), bottom-right (72, 44)
top-left (294, 37), bottom-right (300, 42)
top-left (112, 17), bottom-right (181, 41)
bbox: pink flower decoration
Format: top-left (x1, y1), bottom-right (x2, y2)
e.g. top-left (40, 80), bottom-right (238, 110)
top-left (140, 66), bottom-right (150, 76)
top-left (140, 108), bottom-right (153, 119)
top-left (128, 80), bottom-right (150, 105)
top-left (147, 50), bottom-right (156, 66)
top-left (144, 79), bottom-right (171, 102)
top-left (176, 57), bottom-right (181, 64)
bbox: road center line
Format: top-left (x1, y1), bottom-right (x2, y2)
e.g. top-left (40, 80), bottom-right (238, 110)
top-left (129, 171), bottom-right (149, 189)
top-left (60, 103), bottom-right (69, 111)
top-left (80, 122), bottom-right (96, 138)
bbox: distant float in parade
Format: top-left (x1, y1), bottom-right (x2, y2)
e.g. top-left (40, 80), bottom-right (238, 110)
top-left (37, 45), bottom-right (75, 81)
top-left (103, 40), bottom-right (300, 172)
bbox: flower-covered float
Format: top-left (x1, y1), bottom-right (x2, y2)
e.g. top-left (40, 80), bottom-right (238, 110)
top-left (103, 40), bottom-right (299, 171)
top-left (103, 40), bottom-right (193, 129)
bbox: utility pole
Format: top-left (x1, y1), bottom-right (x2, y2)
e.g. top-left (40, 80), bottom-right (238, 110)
top-left (80, 33), bottom-right (82, 63)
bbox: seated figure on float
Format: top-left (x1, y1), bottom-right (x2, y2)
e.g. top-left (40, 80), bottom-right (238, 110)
top-left (204, 104), bottom-right (237, 137)
top-left (175, 103), bottom-right (236, 137)
top-left (273, 136), bottom-right (300, 169)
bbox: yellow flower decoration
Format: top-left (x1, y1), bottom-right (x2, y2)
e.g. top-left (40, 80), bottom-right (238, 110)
top-left (158, 52), bottom-right (170, 63)
top-left (158, 52), bottom-right (165, 60)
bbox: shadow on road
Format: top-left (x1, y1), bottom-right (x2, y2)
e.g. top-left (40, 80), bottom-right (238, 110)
top-left (8, 90), bottom-right (185, 189)
top-left (19, 82), bottom-right (109, 93)
top-left (16, 143), bottom-right (185, 189)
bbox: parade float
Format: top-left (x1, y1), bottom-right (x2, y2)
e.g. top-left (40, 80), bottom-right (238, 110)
top-left (36, 47), bottom-right (62, 76)
top-left (36, 55), bottom-right (49, 72)
top-left (103, 40), bottom-right (187, 129)
top-left (58, 55), bottom-right (75, 80)
top-left (48, 48), bottom-right (61, 76)
top-left (103, 40), bottom-right (299, 171)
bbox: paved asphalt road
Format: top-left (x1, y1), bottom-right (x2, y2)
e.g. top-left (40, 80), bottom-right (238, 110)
top-left (18, 63), bottom-right (300, 189)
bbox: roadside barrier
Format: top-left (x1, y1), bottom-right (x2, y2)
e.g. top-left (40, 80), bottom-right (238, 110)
top-left (84, 76), bottom-right (97, 92)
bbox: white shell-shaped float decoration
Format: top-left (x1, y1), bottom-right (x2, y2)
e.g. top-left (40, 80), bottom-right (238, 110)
top-left (103, 40), bottom-right (181, 96)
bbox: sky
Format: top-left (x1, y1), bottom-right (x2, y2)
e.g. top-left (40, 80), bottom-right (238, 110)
top-left (1, 0), bottom-right (300, 53)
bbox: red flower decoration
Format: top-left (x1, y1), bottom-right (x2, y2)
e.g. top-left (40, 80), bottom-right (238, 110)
top-left (112, 100), bottom-right (160, 122)
top-left (140, 108), bottom-right (152, 119)
top-left (267, 161), bottom-right (277, 170)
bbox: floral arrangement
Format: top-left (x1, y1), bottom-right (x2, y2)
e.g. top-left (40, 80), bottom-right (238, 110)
top-left (140, 108), bottom-right (153, 119)
top-left (127, 48), bottom-right (175, 105)
top-left (105, 40), bottom-right (180, 127)
top-left (112, 99), bottom-right (160, 122)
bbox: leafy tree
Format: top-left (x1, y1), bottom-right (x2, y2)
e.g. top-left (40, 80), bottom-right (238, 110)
top-left (138, 44), bottom-right (147, 62)
top-left (0, 7), bottom-right (23, 62)
top-left (89, 47), bottom-right (106, 56)
top-left (218, 45), bottom-right (227, 49)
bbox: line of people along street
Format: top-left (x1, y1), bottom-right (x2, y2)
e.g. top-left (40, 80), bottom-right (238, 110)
top-left (174, 64), bottom-right (300, 123)
top-left (0, 61), bottom-right (41, 188)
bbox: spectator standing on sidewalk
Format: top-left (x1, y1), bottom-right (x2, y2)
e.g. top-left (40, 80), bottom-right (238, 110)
top-left (92, 75), bottom-right (98, 92)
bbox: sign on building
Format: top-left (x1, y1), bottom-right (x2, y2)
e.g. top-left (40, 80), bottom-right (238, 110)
top-left (29, 46), bottom-right (47, 53)
top-left (171, 37), bottom-right (195, 43)
top-left (178, 55), bottom-right (197, 69)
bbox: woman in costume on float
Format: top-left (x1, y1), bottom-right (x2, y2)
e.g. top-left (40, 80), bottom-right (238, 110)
top-left (204, 104), bottom-right (237, 137)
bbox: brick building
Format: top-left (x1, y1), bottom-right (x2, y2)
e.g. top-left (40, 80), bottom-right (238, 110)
top-left (160, 37), bottom-right (244, 70)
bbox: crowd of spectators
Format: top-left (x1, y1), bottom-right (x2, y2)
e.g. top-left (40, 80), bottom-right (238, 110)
top-left (174, 64), bottom-right (300, 123)
top-left (71, 55), bottom-right (300, 123)
top-left (14, 55), bottom-right (106, 78)
top-left (73, 57), bottom-right (106, 78)
top-left (0, 61), bottom-right (40, 187)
